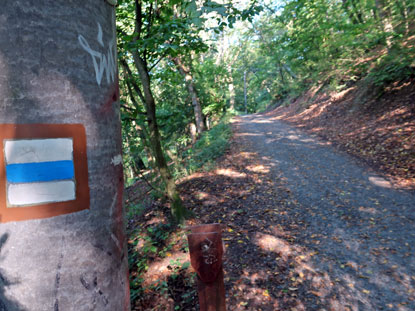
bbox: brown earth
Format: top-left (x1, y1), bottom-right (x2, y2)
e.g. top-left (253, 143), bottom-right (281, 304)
top-left (127, 79), bottom-right (415, 310)
top-left (127, 138), bottom-right (314, 311)
top-left (268, 79), bottom-right (415, 189)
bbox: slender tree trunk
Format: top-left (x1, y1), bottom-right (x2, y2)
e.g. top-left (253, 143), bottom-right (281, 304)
top-left (402, 5), bottom-right (410, 34)
top-left (350, 0), bottom-right (364, 24)
top-left (342, 0), bottom-right (359, 24)
top-left (375, 0), bottom-right (394, 48)
top-left (188, 123), bottom-right (197, 144)
top-left (228, 81), bottom-right (236, 111)
top-left (243, 70), bottom-right (248, 114)
top-left (120, 58), bottom-right (156, 177)
top-left (406, 0), bottom-right (415, 31)
top-left (172, 57), bottom-right (206, 136)
top-left (399, 0), bottom-right (413, 34)
top-left (132, 53), bottom-right (186, 222)
top-left (227, 65), bottom-right (236, 111)
top-left (278, 61), bottom-right (286, 85)
top-left (283, 64), bottom-right (297, 80)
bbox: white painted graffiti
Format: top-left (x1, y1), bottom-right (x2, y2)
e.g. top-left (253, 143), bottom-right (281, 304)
top-left (78, 23), bottom-right (117, 86)
top-left (201, 238), bottom-right (218, 265)
top-left (111, 154), bottom-right (123, 166)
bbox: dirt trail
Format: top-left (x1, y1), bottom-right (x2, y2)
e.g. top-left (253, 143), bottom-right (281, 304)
top-left (226, 113), bottom-right (415, 310)
top-left (129, 111), bottom-right (415, 310)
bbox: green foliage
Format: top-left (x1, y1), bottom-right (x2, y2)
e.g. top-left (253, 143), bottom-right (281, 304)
top-left (155, 116), bottom-right (233, 180)
top-left (120, 0), bottom-right (415, 187)
top-left (194, 57), bottom-right (229, 117)
top-left (128, 222), bottom-right (192, 303)
top-left (368, 46), bottom-right (415, 87)
top-left (184, 119), bottom-right (232, 173)
top-left (118, 0), bottom-right (260, 190)
top-left (126, 202), bottom-right (146, 219)
top-left (120, 0), bottom-right (415, 304)
top-left (225, 0), bottom-right (415, 112)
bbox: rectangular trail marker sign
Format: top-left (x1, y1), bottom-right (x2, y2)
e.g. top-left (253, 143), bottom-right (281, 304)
top-left (0, 124), bottom-right (89, 223)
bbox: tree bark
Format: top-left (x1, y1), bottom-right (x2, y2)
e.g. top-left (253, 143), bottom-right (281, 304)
top-left (132, 52), bottom-right (187, 222)
top-left (0, 2), bottom-right (130, 309)
top-left (227, 64), bottom-right (236, 111)
top-left (171, 57), bottom-right (206, 136)
top-left (375, 0), bottom-right (394, 48)
top-left (342, 0), bottom-right (360, 24)
top-left (278, 61), bottom-right (286, 86)
top-left (350, 0), bottom-right (364, 24)
top-left (396, 0), bottom-right (413, 35)
top-left (244, 70), bottom-right (248, 114)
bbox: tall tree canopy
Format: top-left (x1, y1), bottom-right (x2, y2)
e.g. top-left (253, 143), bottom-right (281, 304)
top-left (116, 0), bottom-right (260, 221)
top-left (116, 0), bottom-right (414, 220)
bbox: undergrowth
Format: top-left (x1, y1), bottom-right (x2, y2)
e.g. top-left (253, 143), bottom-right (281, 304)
top-left (368, 46), bottom-right (415, 88)
top-left (126, 116), bottom-right (232, 310)
top-left (127, 218), bottom-right (198, 310)
top-left (187, 122), bottom-right (232, 170)
top-left (170, 115), bottom-right (233, 178)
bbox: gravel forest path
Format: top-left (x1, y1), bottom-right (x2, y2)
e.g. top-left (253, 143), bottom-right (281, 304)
top-left (226, 113), bottom-right (415, 310)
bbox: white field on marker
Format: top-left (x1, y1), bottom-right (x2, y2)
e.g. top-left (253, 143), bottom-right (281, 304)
top-left (4, 138), bottom-right (73, 164)
top-left (4, 138), bottom-right (75, 206)
top-left (7, 181), bottom-right (76, 206)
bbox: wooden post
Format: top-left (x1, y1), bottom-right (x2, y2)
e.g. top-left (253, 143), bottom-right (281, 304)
top-left (187, 224), bottom-right (226, 311)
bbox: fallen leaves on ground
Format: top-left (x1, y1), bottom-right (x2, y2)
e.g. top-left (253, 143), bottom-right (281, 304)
top-left (270, 79), bottom-right (415, 189)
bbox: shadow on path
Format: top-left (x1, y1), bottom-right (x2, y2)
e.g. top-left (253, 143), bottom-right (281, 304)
top-left (178, 114), bottom-right (415, 310)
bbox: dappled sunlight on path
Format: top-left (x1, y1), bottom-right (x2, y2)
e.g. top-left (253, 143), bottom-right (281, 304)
top-left (210, 113), bottom-right (415, 311)
top-left (179, 134), bottom-right (388, 310)
top-left (127, 112), bottom-right (415, 310)
top-left (266, 82), bottom-right (415, 189)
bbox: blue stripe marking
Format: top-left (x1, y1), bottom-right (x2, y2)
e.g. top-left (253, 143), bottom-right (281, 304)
top-left (6, 161), bottom-right (75, 183)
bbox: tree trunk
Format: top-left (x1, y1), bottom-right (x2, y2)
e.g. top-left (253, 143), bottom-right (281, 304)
top-left (172, 57), bottom-right (206, 136)
top-left (228, 81), bottom-right (236, 111)
top-left (227, 64), bottom-right (236, 111)
top-left (278, 61), bottom-right (286, 85)
top-left (189, 123), bottom-right (198, 144)
top-left (244, 70), bottom-right (248, 114)
top-left (350, 0), bottom-right (364, 24)
top-left (375, 0), bottom-right (394, 48)
top-left (132, 53), bottom-right (187, 222)
top-left (342, 0), bottom-right (360, 24)
top-left (398, 0), bottom-right (413, 35)
top-left (283, 64), bottom-right (297, 80)
top-left (405, 0), bottom-right (415, 31)
top-left (0, 2), bottom-right (129, 310)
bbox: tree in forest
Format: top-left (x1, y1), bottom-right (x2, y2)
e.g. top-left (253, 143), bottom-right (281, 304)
top-left (171, 56), bottom-right (206, 137)
top-left (117, 0), bottom-right (197, 222)
top-left (1, 2), bottom-right (129, 310)
top-left (117, 0), bottom-right (260, 221)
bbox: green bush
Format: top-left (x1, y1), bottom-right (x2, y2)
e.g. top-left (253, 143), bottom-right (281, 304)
top-left (185, 120), bottom-right (232, 173)
top-left (368, 47), bottom-right (415, 87)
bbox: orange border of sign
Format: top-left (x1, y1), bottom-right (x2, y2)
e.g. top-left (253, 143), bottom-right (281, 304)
top-left (0, 124), bottom-right (90, 223)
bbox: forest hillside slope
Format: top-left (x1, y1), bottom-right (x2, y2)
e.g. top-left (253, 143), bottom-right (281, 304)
top-left (268, 79), bottom-right (415, 189)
